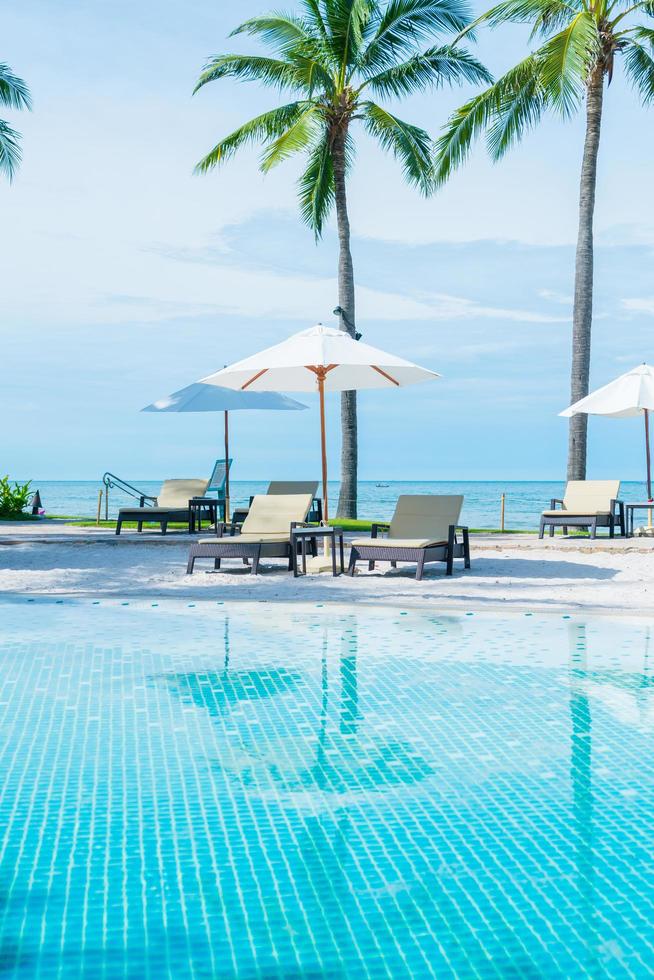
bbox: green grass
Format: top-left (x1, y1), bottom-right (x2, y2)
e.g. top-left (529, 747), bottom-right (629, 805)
top-left (328, 519), bottom-right (531, 534)
top-left (67, 519), bottom-right (190, 529)
top-left (0, 512), bottom-right (42, 522)
top-left (60, 515), bottom-right (535, 534)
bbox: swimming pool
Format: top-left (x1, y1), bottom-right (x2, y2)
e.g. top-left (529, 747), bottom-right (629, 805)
top-left (1, 599), bottom-right (653, 977)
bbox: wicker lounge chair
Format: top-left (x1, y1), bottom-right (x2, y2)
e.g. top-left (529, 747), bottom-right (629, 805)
top-left (230, 481), bottom-right (322, 529)
top-left (116, 479), bottom-right (208, 535)
top-left (539, 480), bottom-right (625, 539)
top-left (348, 495), bottom-right (470, 580)
top-left (187, 493), bottom-right (314, 574)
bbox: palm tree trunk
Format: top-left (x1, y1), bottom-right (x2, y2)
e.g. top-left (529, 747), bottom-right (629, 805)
top-left (332, 131), bottom-right (358, 519)
top-left (568, 67), bottom-right (604, 481)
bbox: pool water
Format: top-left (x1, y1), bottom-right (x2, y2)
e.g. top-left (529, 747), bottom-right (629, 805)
top-left (1, 600), bottom-right (653, 978)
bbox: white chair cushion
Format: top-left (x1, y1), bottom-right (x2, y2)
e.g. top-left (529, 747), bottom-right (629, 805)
top-left (158, 479), bottom-right (208, 508)
top-left (388, 495), bottom-right (463, 543)
top-left (560, 480), bottom-right (619, 513)
top-left (242, 494), bottom-right (313, 536)
top-left (351, 537), bottom-right (448, 550)
top-left (199, 533), bottom-right (290, 545)
top-left (542, 509), bottom-right (610, 518)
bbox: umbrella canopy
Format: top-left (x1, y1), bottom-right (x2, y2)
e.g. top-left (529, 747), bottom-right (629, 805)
top-left (142, 382), bottom-right (307, 414)
top-left (200, 324), bottom-right (439, 393)
top-left (142, 382), bottom-right (307, 518)
top-left (560, 363), bottom-right (654, 499)
top-left (201, 324), bottom-right (439, 521)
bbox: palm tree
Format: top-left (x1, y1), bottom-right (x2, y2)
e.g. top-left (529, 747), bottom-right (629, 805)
top-left (0, 63), bottom-right (31, 180)
top-left (193, 0), bottom-right (490, 517)
top-left (435, 0), bottom-right (654, 480)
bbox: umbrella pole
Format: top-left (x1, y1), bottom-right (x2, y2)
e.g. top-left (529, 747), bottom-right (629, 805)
top-left (318, 371), bottom-right (329, 523)
top-left (224, 410), bottom-right (230, 522)
top-left (645, 408), bottom-right (652, 530)
top-left (646, 409), bottom-right (652, 502)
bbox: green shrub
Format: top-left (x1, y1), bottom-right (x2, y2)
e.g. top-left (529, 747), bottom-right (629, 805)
top-left (0, 476), bottom-right (32, 518)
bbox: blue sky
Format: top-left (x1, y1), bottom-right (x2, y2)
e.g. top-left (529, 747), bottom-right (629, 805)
top-left (1, 0), bottom-right (653, 482)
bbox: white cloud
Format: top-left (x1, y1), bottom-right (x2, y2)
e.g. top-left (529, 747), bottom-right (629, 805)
top-left (0, 218), bottom-right (567, 329)
top-left (414, 291), bottom-right (566, 324)
top-left (538, 288), bottom-right (572, 305)
top-left (622, 297), bottom-right (654, 315)
top-left (597, 224), bottom-right (654, 247)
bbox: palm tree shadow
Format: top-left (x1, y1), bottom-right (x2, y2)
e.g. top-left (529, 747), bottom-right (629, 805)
top-left (152, 616), bottom-right (303, 717)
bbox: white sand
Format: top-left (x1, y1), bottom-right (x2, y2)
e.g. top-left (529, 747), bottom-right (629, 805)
top-left (1, 531), bottom-right (652, 615)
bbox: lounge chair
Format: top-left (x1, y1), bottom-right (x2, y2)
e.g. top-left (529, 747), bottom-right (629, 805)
top-left (187, 493), bottom-right (314, 574)
top-left (116, 479), bottom-right (208, 535)
top-left (348, 495), bottom-right (470, 580)
top-left (539, 480), bottom-right (625, 539)
top-left (231, 480), bottom-right (322, 529)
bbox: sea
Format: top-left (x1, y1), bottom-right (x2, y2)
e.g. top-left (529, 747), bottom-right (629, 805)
top-left (24, 480), bottom-right (651, 530)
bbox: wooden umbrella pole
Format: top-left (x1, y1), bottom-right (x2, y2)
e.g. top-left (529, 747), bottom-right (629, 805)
top-left (224, 410), bottom-right (230, 522)
top-left (318, 370), bottom-right (329, 523)
top-left (646, 408), bottom-right (652, 502)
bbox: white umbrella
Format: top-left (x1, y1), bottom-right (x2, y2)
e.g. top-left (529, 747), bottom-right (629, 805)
top-left (560, 363), bottom-right (654, 500)
top-left (200, 324), bottom-right (439, 522)
top-left (142, 382), bottom-right (307, 519)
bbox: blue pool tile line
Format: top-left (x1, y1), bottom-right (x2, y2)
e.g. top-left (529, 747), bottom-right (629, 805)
top-left (0, 602), bottom-right (653, 977)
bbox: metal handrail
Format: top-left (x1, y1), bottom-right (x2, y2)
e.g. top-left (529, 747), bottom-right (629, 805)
top-left (102, 472), bottom-right (156, 502)
top-left (102, 473), bottom-right (157, 521)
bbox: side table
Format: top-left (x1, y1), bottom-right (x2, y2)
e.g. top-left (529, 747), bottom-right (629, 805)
top-left (189, 497), bottom-right (221, 534)
top-left (291, 526), bottom-right (345, 577)
top-left (626, 502), bottom-right (654, 537)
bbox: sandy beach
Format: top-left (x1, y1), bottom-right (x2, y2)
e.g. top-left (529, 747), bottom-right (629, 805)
top-left (2, 524), bottom-right (652, 615)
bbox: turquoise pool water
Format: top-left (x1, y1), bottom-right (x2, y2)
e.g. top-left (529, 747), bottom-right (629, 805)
top-left (1, 600), bottom-right (653, 978)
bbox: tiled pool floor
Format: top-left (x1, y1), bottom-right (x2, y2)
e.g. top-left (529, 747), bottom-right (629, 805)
top-left (1, 599), bottom-right (654, 977)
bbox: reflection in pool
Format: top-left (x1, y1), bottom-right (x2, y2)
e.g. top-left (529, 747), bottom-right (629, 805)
top-left (0, 600), bottom-right (653, 977)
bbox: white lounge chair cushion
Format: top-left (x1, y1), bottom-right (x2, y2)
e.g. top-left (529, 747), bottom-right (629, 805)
top-left (158, 479), bottom-right (209, 508)
top-left (388, 494), bottom-right (463, 542)
top-left (242, 493), bottom-right (314, 536)
top-left (198, 533), bottom-right (290, 545)
top-left (126, 506), bottom-right (189, 516)
top-left (542, 480), bottom-right (620, 517)
top-left (541, 510), bottom-right (611, 518)
top-left (352, 537), bottom-right (448, 550)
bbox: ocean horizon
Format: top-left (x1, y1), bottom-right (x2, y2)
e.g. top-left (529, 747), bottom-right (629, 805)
top-left (23, 479), bottom-right (651, 529)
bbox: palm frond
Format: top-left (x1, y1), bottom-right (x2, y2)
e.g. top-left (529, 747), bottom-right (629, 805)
top-left (625, 24), bottom-right (654, 44)
top-left (623, 37), bottom-right (654, 101)
top-left (485, 57), bottom-right (548, 157)
top-left (298, 133), bottom-right (335, 235)
top-left (365, 44), bottom-right (492, 97)
top-left (363, 101), bottom-right (434, 193)
top-left (260, 106), bottom-right (320, 170)
top-left (469, 0), bottom-right (578, 35)
top-left (324, 0), bottom-right (375, 76)
top-left (229, 13), bottom-right (314, 52)
top-left (0, 64), bottom-right (31, 111)
top-left (433, 84), bottom-right (503, 183)
top-left (0, 119), bottom-right (22, 180)
top-left (537, 12), bottom-right (599, 116)
top-left (613, 0), bottom-right (654, 23)
top-left (229, 11), bottom-right (337, 78)
top-left (194, 54), bottom-right (308, 94)
top-left (302, 0), bottom-right (331, 39)
top-left (362, 0), bottom-right (473, 71)
top-left (194, 101), bottom-right (310, 173)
